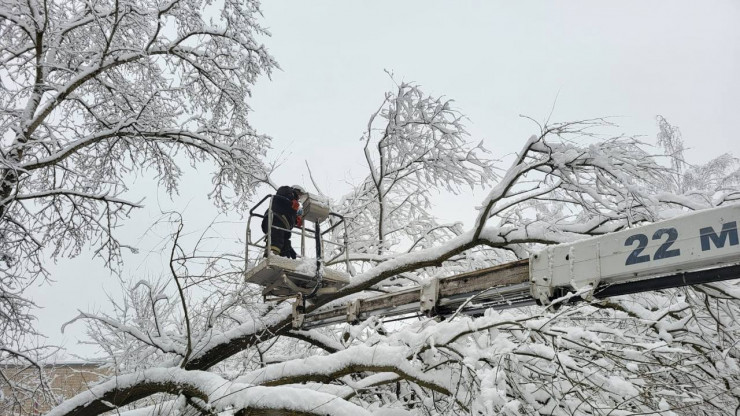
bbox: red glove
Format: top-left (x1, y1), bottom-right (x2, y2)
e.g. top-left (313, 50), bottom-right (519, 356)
top-left (292, 199), bottom-right (300, 211)
top-left (296, 215), bottom-right (303, 228)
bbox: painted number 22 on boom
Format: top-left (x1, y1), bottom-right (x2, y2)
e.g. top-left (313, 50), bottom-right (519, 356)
top-left (625, 221), bottom-right (738, 266)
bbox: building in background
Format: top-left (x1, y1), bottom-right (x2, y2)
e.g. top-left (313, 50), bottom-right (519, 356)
top-left (1, 361), bottom-right (108, 415)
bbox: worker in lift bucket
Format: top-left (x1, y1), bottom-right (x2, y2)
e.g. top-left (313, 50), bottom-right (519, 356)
top-left (261, 185), bottom-right (305, 259)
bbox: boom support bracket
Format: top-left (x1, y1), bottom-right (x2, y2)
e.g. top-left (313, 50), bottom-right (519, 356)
top-left (292, 294), bottom-right (305, 329)
top-left (346, 299), bottom-right (361, 324)
top-left (420, 278), bottom-right (440, 316)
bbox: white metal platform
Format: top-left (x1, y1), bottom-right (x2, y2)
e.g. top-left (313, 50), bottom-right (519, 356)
top-left (245, 256), bottom-right (350, 298)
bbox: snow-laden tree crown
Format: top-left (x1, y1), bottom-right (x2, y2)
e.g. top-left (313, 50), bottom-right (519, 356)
top-left (0, 0), bottom-right (275, 408)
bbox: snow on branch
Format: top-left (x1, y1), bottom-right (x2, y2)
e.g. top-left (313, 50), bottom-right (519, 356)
top-left (45, 367), bottom-right (377, 416)
top-left (62, 310), bottom-right (186, 357)
top-left (236, 345), bottom-right (456, 395)
top-left (285, 329), bottom-right (345, 353)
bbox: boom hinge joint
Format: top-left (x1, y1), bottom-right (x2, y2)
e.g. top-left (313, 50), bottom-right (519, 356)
top-left (420, 278), bottom-right (440, 316)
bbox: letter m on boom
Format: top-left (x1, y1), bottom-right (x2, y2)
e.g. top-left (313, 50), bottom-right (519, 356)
top-left (700, 221), bottom-right (739, 251)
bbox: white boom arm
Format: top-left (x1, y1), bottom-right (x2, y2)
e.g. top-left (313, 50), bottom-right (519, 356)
top-left (260, 205), bottom-right (740, 329)
top-left (530, 204), bottom-right (740, 304)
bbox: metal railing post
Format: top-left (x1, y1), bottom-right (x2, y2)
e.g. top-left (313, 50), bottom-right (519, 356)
top-left (267, 195), bottom-right (274, 259)
top-left (245, 215), bottom-right (251, 269)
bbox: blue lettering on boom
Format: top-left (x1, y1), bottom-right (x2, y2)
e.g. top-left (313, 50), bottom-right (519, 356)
top-left (700, 221), bottom-right (738, 251)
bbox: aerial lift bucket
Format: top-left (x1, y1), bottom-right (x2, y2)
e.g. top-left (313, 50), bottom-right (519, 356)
top-left (244, 192), bottom-right (351, 300)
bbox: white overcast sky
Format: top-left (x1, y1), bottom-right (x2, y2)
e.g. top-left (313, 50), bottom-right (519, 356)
top-left (31, 1), bottom-right (740, 358)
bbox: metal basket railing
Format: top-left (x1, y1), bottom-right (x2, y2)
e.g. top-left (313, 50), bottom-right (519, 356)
top-left (244, 194), bottom-right (350, 273)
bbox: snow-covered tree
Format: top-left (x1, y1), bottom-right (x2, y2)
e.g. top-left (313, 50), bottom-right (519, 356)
top-left (0, 0), bottom-right (275, 411)
top-left (333, 82), bottom-right (504, 284)
top-left (657, 115), bottom-right (740, 198)
top-left (45, 84), bottom-right (740, 416)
